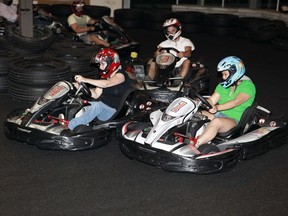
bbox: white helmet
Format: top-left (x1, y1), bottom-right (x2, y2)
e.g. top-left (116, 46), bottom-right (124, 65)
top-left (163, 18), bottom-right (182, 41)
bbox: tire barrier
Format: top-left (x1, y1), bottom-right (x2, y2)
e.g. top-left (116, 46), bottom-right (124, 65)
top-left (174, 11), bottom-right (205, 33)
top-left (3, 24), bottom-right (54, 53)
top-left (8, 58), bottom-right (71, 102)
top-left (0, 49), bottom-right (23, 92)
top-left (114, 9), bottom-right (144, 29)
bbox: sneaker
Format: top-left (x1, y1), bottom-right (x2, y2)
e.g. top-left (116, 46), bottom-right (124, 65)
top-left (60, 129), bottom-right (74, 137)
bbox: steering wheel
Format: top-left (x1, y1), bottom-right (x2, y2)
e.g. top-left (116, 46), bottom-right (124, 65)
top-left (158, 47), bottom-right (180, 58)
top-left (79, 82), bottom-right (91, 98)
top-left (192, 91), bottom-right (212, 110)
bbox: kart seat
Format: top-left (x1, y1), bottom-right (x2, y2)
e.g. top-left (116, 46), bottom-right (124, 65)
top-left (92, 87), bottom-right (136, 124)
top-left (216, 102), bottom-right (258, 139)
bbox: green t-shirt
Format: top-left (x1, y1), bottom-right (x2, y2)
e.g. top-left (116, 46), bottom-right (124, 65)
top-left (215, 79), bottom-right (256, 121)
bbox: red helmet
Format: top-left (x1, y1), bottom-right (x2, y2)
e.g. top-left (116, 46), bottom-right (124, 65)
top-left (72, 0), bottom-right (84, 17)
top-left (91, 48), bottom-right (121, 79)
top-left (162, 18), bottom-right (182, 40)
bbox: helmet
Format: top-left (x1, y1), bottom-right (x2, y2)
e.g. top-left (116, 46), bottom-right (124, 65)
top-left (72, 0), bottom-right (84, 17)
top-left (2, 0), bottom-right (13, 6)
top-left (162, 18), bottom-right (182, 41)
top-left (91, 48), bottom-right (121, 79)
top-left (217, 56), bottom-right (246, 88)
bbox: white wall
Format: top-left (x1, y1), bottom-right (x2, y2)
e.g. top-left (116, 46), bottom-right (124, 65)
top-left (89, 0), bottom-right (123, 16)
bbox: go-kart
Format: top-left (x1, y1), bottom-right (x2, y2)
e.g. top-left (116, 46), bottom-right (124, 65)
top-left (127, 47), bottom-right (209, 104)
top-left (119, 89), bottom-right (288, 174)
top-left (4, 80), bottom-right (152, 151)
top-left (36, 9), bottom-right (139, 56)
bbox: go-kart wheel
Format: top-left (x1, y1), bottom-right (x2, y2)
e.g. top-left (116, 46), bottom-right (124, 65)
top-left (79, 82), bottom-right (91, 98)
top-left (193, 92), bottom-right (212, 110)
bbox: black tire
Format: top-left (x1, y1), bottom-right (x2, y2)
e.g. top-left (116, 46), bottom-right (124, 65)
top-left (0, 49), bottom-right (22, 75)
top-left (143, 9), bottom-right (174, 22)
top-left (49, 4), bottom-right (72, 17)
top-left (4, 25), bottom-right (54, 52)
top-left (174, 11), bottom-right (205, 24)
top-left (45, 51), bottom-right (95, 75)
top-left (49, 40), bottom-right (100, 56)
top-left (114, 9), bottom-right (144, 28)
top-left (249, 20), bottom-right (284, 42)
top-left (0, 75), bottom-right (8, 93)
top-left (204, 13), bottom-right (239, 27)
top-left (8, 58), bottom-right (71, 86)
top-left (85, 5), bottom-right (111, 19)
top-left (8, 81), bottom-right (50, 102)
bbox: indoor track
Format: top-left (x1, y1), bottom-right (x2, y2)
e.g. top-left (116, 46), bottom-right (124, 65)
top-left (0, 29), bottom-right (288, 216)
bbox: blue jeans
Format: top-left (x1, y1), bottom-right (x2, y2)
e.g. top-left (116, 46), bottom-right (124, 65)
top-left (68, 101), bottom-right (116, 130)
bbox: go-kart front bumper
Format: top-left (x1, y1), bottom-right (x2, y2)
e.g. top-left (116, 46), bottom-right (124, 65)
top-left (119, 137), bottom-right (240, 174)
top-left (4, 121), bottom-right (110, 151)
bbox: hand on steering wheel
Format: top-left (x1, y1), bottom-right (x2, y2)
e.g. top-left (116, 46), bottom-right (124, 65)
top-left (79, 82), bottom-right (92, 98)
top-left (191, 91), bottom-right (212, 110)
top-left (158, 47), bottom-right (181, 62)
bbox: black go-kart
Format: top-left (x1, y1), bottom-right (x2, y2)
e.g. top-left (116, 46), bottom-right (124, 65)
top-left (126, 47), bottom-right (210, 104)
top-left (4, 80), bottom-right (156, 151)
top-left (119, 90), bottom-right (288, 174)
top-left (36, 9), bottom-right (139, 57)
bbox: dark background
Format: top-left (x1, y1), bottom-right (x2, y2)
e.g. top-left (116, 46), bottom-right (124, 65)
top-left (0, 28), bottom-right (288, 216)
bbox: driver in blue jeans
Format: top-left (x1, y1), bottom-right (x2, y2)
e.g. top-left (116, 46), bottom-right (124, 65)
top-left (67, 48), bottom-right (131, 131)
top-left (146, 18), bottom-right (195, 81)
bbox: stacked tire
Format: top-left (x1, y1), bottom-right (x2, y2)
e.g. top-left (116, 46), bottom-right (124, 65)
top-left (236, 17), bottom-right (286, 42)
top-left (114, 9), bottom-right (144, 29)
top-left (48, 40), bottom-right (100, 78)
top-left (174, 11), bottom-right (205, 33)
top-left (0, 49), bottom-right (23, 93)
top-left (3, 24), bottom-right (54, 56)
top-left (142, 10), bottom-right (174, 31)
top-left (8, 58), bottom-right (71, 102)
top-left (203, 13), bottom-right (239, 36)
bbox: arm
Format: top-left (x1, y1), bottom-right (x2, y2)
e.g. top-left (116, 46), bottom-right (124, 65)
top-left (216, 92), bottom-right (251, 111)
top-left (177, 46), bottom-right (192, 58)
top-left (70, 22), bottom-right (92, 34)
top-left (74, 73), bottom-right (125, 89)
top-left (208, 91), bottom-right (251, 114)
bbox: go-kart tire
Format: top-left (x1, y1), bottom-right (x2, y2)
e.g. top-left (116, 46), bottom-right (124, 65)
top-left (8, 58), bottom-right (71, 86)
top-left (4, 25), bottom-right (54, 52)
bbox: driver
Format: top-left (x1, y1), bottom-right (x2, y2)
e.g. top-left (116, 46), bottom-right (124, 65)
top-left (66, 48), bottom-right (131, 131)
top-left (194, 56), bottom-right (256, 150)
top-left (146, 18), bottom-right (195, 82)
top-left (67, 0), bottom-right (110, 47)
top-left (0, 0), bottom-right (18, 23)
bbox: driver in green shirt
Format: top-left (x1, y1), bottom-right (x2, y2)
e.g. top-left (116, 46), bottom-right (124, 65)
top-left (195, 56), bottom-right (256, 149)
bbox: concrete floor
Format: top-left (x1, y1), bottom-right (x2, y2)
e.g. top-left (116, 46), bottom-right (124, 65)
top-left (0, 29), bottom-right (288, 216)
